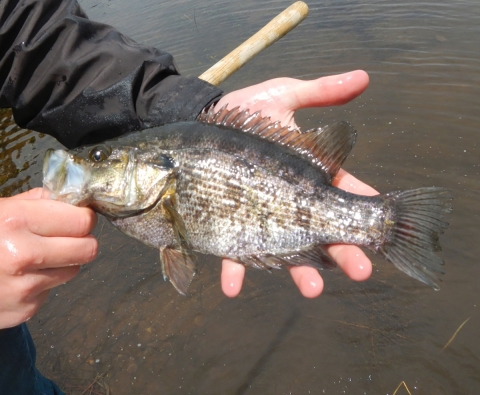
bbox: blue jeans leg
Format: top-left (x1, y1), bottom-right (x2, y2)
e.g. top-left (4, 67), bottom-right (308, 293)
top-left (0, 323), bottom-right (65, 395)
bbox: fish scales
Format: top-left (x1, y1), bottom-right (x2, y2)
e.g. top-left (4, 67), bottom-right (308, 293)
top-left (130, 122), bottom-right (329, 195)
top-left (171, 148), bottom-right (388, 257)
top-left (43, 107), bottom-right (451, 294)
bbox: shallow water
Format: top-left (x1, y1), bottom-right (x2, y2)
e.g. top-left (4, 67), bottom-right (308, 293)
top-left (1, 0), bottom-right (479, 393)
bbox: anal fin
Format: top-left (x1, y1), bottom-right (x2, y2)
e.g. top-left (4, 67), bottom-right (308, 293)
top-left (235, 246), bottom-right (336, 271)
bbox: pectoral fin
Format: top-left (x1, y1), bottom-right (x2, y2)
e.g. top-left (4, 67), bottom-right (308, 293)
top-left (161, 194), bottom-right (190, 249)
top-left (161, 247), bottom-right (196, 295)
top-left (158, 178), bottom-right (196, 295)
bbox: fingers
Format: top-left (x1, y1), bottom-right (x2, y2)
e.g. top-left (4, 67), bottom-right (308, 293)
top-left (333, 169), bottom-right (378, 195)
top-left (0, 266), bottom-right (80, 328)
top-left (0, 193), bottom-right (98, 328)
top-left (221, 259), bottom-right (245, 297)
top-left (23, 266), bottom-right (81, 295)
top-left (0, 290), bottom-right (50, 329)
top-left (2, 198), bottom-right (97, 237)
top-left (221, 250), bottom-right (370, 298)
top-left (288, 249), bottom-right (371, 296)
top-left (28, 235), bottom-right (98, 269)
top-left (9, 187), bottom-right (46, 200)
top-left (287, 266), bottom-right (324, 298)
top-left (326, 244), bottom-right (372, 281)
top-left (292, 70), bottom-right (370, 109)
top-left (1, 230), bottom-right (97, 274)
top-left (217, 70), bottom-right (370, 128)
top-left (221, 259), bottom-right (325, 298)
top-left (31, 201), bottom-right (97, 237)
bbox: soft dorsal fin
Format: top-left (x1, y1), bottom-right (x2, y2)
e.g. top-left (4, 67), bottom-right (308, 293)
top-left (198, 106), bottom-right (357, 182)
top-left (287, 122), bottom-right (357, 181)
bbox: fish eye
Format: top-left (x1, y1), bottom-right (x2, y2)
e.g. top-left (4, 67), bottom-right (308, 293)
top-left (89, 146), bottom-right (111, 162)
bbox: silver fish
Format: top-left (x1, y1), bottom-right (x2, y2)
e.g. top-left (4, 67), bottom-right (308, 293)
top-left (43, 107), bottom-right (452, 294)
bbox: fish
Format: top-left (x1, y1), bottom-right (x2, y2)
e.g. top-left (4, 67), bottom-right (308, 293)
top-left (42, 106), bottom-right (452, 295)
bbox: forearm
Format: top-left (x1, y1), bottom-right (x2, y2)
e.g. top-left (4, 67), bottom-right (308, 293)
top-left (0, 0), bottom-right (222, 148)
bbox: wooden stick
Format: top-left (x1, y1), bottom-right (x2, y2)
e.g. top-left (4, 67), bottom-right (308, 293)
top-left (198, 2), bottom-right (309, 86)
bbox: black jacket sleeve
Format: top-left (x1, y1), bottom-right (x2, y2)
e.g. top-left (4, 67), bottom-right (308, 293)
top-left (0, 0), bottom-right (223, 148)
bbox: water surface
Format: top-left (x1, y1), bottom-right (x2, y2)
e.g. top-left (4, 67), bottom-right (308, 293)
top-left (1, 0), bottom-right (479, 394)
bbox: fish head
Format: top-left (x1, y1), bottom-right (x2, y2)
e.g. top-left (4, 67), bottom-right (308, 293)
top-left (43, 143), bottom-right (177, 217)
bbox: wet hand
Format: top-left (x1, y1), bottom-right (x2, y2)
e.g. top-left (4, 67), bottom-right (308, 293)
top-left (0, 188), bottom-right (98, 329)
top-left (216, 70), bottom-right (376, 298)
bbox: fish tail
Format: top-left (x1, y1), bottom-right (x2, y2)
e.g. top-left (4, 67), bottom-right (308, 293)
top-left (377, 187), bottom-right (452, 289)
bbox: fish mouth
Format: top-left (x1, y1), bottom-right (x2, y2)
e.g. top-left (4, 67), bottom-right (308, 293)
top-left (43, 149), bottom-right (91, 205)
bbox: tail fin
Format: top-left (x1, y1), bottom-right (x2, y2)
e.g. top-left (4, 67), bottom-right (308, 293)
top-left (377, 187), bottom-right (452, 290)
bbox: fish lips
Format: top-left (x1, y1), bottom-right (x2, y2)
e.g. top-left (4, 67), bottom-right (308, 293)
top-left (43, 149), bottom-right (92, 206)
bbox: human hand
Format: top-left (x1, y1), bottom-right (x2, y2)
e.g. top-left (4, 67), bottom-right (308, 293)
top-left (0, 188), bottom-right (98, 329)
top-left (216, 70), bottom-right (377, 298)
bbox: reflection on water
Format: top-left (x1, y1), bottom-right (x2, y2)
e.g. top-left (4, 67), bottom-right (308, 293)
top-left (0, 109), bottom-right (62, 196)
top-left (0, 109), bottom-right (37, 196)
top-left (1, 0), bottom-right (480, 394)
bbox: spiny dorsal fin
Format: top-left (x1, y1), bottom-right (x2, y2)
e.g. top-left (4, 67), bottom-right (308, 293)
top-left (198, 106), bottom-right (357, 182)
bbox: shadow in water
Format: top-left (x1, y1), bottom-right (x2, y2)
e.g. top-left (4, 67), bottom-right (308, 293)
top-left (235, 309), bottom-right (300, 395)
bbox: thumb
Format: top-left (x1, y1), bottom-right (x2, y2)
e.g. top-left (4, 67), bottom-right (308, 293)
top-left (290, 70), bottom-right (370, 110)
